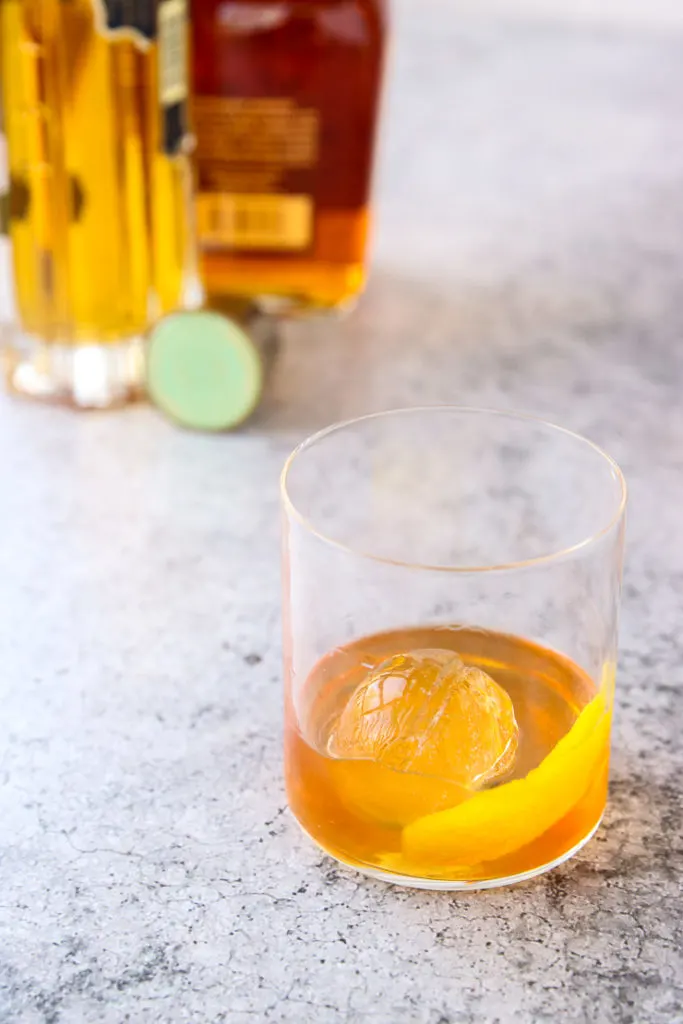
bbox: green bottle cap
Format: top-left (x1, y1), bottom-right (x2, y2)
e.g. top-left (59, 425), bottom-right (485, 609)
top-left (147, 309), bottom-right (264, 431)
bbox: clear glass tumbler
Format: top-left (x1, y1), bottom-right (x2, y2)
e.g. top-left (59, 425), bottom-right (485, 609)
top-left (282, 408), bottom-right (627, 890)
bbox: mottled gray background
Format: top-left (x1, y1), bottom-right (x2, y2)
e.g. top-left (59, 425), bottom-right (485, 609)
top-left (1, 1), bottom-right (683, 1022)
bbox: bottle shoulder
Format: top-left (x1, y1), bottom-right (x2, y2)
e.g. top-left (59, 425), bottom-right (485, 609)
top-left (192, 0), bottom-right (388, 48)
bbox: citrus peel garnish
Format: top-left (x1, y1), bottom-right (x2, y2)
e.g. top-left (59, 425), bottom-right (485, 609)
top-left (401, 691), bottom-right (610, 868)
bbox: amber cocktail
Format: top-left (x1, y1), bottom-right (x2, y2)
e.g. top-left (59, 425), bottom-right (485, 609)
top-left (282, 409), bottom-right (626, 889)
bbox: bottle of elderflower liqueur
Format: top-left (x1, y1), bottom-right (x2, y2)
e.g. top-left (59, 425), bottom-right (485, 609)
top-left (0, 0), bottom-right (196, 407)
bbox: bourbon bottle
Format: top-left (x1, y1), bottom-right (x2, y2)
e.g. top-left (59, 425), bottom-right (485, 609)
top-left (191, 0), bottom-right (388, 313)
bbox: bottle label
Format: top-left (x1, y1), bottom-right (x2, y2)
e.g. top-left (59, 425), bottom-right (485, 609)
top-left (91, 0), bottom-right (189, 155)
top-left (92, 0), bottom-right (157, 48)
top-left (194, 97), bottom-right (319, 252)
top-left (157, 0), bottom-right (190, 154)
top-left (197, 193), bottom-right (313, 251)
top-left (158, 0), bottom-right (189, 107)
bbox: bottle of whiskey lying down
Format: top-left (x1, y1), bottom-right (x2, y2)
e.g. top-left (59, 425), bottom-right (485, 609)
top-left (0, 0), bottom-right (198, 408)
top-left (191, 0), bottom-right (388, 314)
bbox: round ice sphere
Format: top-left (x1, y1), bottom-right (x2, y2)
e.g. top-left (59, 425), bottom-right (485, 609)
top-left (328, 649), bottom-right (518, 788)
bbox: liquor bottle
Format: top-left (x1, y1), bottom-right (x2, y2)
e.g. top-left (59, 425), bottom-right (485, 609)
top-left (191, 0), bottom-right (388, 313)
top-left (0, 0), bottom-right (197, 408)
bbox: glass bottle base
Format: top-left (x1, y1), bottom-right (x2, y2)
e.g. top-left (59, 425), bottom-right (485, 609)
top-left (201, 255), bottom-right (366, 317)
top-left (296, 815), bottom-right (604, 892)
top-left (1, 329), bottom-right (146, 409)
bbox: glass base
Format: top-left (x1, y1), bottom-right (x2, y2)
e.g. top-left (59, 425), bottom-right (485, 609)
top-left (202, 255), bottom-right (365, 318)
top-left (2, 327), bottom-right (146, 409)
top-left (297, 815), bottom-right (604, 892)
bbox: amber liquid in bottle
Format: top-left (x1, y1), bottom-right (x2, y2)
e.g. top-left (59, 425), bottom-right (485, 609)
top-left (285, 626), bottom-right (611, 886)
top-left (0, 0), bottom-right (195, 407)
top-left (192, 0), bottom-right (387, 312)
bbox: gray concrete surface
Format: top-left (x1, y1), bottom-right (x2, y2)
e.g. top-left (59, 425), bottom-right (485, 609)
top-left (1, 3), bottom-right (683, 1021)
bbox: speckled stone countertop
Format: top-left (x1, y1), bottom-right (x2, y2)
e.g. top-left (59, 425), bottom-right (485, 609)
top-left (2, 4), bottom-right (683, 1022)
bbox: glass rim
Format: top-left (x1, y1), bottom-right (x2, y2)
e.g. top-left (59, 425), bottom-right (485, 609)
top-left (280, 406), bottom-right (628, 575)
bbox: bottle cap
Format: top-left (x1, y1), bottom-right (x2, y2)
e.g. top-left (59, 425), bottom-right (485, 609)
top-left (147, 308), bottom-right (264, 431)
